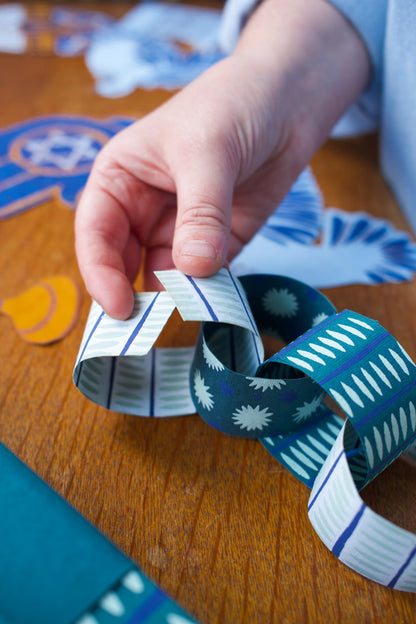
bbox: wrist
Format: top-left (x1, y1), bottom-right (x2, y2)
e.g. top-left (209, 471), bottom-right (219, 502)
top-left (233, 0), bottom-right (371, 167)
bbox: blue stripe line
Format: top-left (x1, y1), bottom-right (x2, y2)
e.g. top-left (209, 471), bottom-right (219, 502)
top-left (345, 448), bottom-right (363, 460)
top-left (307, 450), bottom-right (344, 511)
top-left (356, 377), bottom-right (416, 431)
top-left (228, 271), bottom-right (258, 335)
top-left (331, 503), bottom-right (366, 558)
top-left (388, 545), bottom-right (416, 588)
top-left (126, 588), bottom-right (166, 623)
top-left (227, 273), bottom-right (262, 363)
top-left (149, 349), bottom-right (156, 417)
top-left (185, 275), bottom-right (218, 321)
top-left (106, 357), bottom-right (117, 409)
top-left (263, 409), bottom-right (336, 453)
top-left (120, 293), bottom-right (160, 356)
top-left (75, 310), bottom-right (105, 384)
top-left (277, 312), bottom-right (343, 359)
top-left (229, 325), bottom-right (236, 372)
top-left (316, 331), bottom-right (389, 386)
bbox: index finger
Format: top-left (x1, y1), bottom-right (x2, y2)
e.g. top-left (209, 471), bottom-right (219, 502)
top-left (75, 182), bottom-right (138, 320)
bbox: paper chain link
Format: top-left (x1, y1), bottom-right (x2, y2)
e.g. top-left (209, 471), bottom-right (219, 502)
top-left (74, 269), bottom-right (416, 592)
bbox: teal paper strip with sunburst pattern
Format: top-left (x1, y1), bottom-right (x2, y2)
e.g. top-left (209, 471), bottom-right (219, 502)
top-left (74, 269), bottom-right (416, 592)
top-left (258, 309), bottom-right (416, 487)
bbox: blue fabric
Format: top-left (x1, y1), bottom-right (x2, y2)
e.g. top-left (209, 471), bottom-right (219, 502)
top-left (220, 0), bottom-right (416, 239)
top-left (380, 1), bottom-right (416, 234)
top-left (327, 0), bottom-right (416, 235)
top-left (326, 0), bottom-right (388, 130)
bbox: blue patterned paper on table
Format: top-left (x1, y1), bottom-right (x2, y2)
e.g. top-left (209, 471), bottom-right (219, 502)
top-left (0, 115), bottom-right (132, 218)
top-left (85, 1), bottom-right (225, 96)
top-left (51, 7), bottom-right (116, 57)
top-left (86, 34), bottom-right (224, 96)
top-left (257, 167), bottom-right (323, 245)
top-left (231, 174), bottom-right (416, 288)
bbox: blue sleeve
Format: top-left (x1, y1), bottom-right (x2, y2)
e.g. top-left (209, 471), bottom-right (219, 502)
top-left (326, 1), bottom-right (388, 80)
top-left (325, 1), bottom-right (388, 135)
top-left (220, 0), bottom-right (389, 136)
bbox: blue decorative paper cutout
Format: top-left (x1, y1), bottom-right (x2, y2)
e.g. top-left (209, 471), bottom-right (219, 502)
top-left (231, 189), bottom-right (416, 288)
top-left (0, 4), bottom-right (116, 57)
top-left (0, 115), bottom-right (132, 218)
top-left (85, 1), bottom-right (225, 96)
top-left (320, 208), bottom-right (416, 284)
top-left (0, 3), bottom-right (27, 53)
top-left (51, 7), bottom-right (116, 57)
top-left (86, 33), bottom-right (224, 97)
top-left (259, 168), bottom-right (323, 245)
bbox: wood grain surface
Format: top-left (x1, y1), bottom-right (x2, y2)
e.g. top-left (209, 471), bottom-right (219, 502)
top-left (1, 3), bottom-right (416, 622)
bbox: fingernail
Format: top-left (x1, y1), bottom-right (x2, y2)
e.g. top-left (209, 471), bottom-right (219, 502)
top-left (180, 240), bottom-right (217, 259)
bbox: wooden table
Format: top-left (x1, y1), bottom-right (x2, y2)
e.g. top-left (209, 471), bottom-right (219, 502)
top-left (1, 2), bottom-right (416, 622)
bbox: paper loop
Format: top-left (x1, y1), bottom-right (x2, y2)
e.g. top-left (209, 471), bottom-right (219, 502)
top-left (258, 308), bottom-right (416, 486)
top-left (190, 274), bottom-right (336, 437)
top-left (73, 269), bottom-right (416, 591)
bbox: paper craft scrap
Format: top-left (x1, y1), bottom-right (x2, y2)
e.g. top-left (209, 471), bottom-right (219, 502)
top-left (0, 3), bottom-right (27, 53)
top-left (0, 3), bottom-right (115, 56)
top-left (1, 275), bottom-right (81, 344)
top-left (50, 6), bottom-right (115, 57)
top-left (74, 269), bottom-right (416, 591)
top-left (231, 170), bottom-right (416, 287)
top-left (85, 1), bottom-right (224, 95)
top-left (0, 115), bottom-right (132, 219)
top-left (0, 441), bottom-right (198, 624)
top-left (251, 167), bottom-right (323, 246)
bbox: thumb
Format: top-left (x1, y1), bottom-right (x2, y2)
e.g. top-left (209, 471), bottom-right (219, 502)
top-left (172, 155), bottom-right (235, 277)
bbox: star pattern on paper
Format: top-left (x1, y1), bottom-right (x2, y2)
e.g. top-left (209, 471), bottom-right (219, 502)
top-left (232, 404), bottom-right (273, 431)
top-left (193, 369), bottom-right (214, 411)
top-left (262, 287), bottom-right (299, 318)
top-left (246, 377), bottom-right (287, 392)
top-left (22, 130), bottom-right (99, 171)
top-left (292, 393), bottom-right (325, 424)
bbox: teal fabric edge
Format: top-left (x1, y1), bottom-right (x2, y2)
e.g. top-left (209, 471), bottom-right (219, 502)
top-left (0, 442), bottom-right (133, 624)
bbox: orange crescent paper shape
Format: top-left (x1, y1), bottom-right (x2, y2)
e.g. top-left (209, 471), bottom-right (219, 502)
top-left (0, 276), bottom-right (81, 344)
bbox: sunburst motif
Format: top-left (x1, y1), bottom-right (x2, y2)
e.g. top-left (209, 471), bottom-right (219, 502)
top-left (193, 370), bottom-right (214, 411)
top-left (202, 336), bottom-right (225, 370)
top-left (311, 312), bottom-right (329, 327)
top-left (232, 404), bottom-right (273, 431)
top-left (262, 288), bottom-right (299, 318)
top-left (246, 377), bottom-right (287, 392)
top-left (292, 393), bottom-right (325, 423)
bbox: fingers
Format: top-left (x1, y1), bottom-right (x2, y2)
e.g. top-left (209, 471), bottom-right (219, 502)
top-left (75, 62), bottom-right (241, 315)
top-left (172, 153), bottom-right (235, 277)
top-left (75, 183), bottom-right (137, 320)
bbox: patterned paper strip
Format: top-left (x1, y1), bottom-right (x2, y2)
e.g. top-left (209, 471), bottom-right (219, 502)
top-left (308, 423), bottom-right (416, 591)
top-left (75, 568), bottom-right (197, 624)
top-left (0, 440), bottom-right (198, 624)
top-left (74, 269), bottom-right (416, 591)
top-left (0, 115), bottom-right (132, 218)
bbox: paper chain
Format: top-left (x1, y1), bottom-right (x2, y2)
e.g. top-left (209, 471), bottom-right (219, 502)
top-left (74, 270), bottom-right (416, 592)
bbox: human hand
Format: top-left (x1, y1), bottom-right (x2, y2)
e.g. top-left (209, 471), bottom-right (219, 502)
top-left (75, 0), bottom-right (370, 320)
